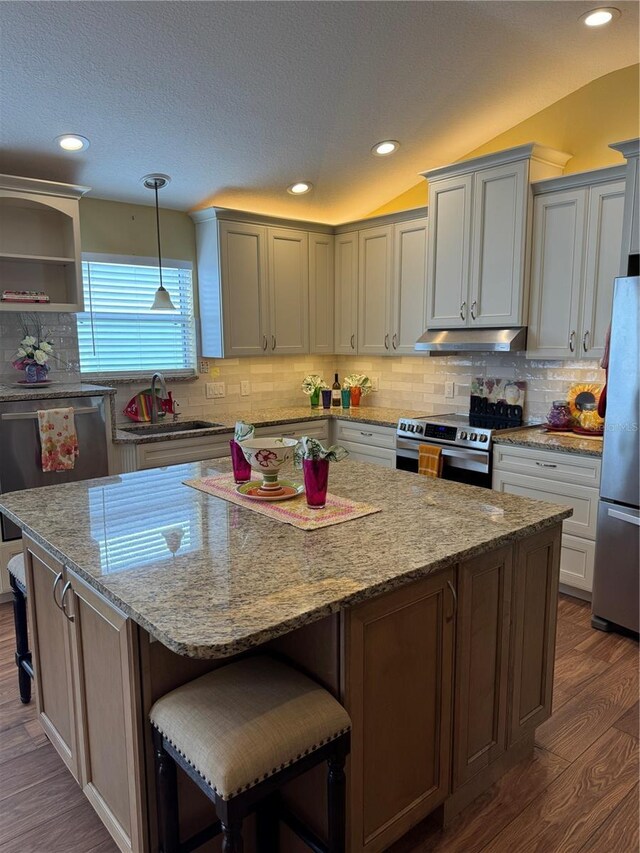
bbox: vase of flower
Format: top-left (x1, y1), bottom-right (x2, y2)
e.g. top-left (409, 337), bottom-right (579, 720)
top-left (350, 386), bottom-right (362, 407)
top-left (343, 373), bottom-right (373, 407)
top-left (295, 436), bottom-right (349, 509)
top-left (301, 374), bottom-right (328, 408)
top-left (11, 316), bottom-right (56, 384)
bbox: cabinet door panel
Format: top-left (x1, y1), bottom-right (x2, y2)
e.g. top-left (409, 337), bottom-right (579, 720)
top-left (334, 231), bottom-right (358, 354)
top-left (426, 175), bottom-right (472, 328)
top-left (24, 539), bottom-right (78, 779)
top-left (509, 525), bottom-right (561, 744)
top-left (470, 162), bottom-right (527, 326)
top-left (346, 570), bottom-right (454, 851)
top-left (454, 547), bottom-right (512, 788)
top-left (358, 226), bottom-right (393, 355)
top-left (69, 571), bottom-right (146, 853)
top-left (309, 233), bottom-right (334, 353)
top-left (220, 221), bottom-right (269, 356)
top-left (268, 227), bottom-right (309, 354)
top-left (581, 181), bottom-right (625, 358)
top-left (527, 189), bottom-right (587, 358)
top-left (393, 218), bottom-right (428, 354)
top-left (559, 533), bottom-right (595, 592)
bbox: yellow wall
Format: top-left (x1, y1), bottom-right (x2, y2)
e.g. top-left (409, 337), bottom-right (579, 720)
top-left (79, 197), bottom-right (197, 265)
top-left (370, 63), bottom-right (640, 216)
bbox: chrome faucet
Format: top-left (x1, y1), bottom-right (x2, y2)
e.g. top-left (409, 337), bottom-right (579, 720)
top-left (150, 372), bottom-right (168, 423)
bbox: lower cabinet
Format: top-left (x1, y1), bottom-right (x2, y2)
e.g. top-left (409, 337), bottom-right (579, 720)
top-left (333, 420), bottom-right (397, 469)
top-left (345, 570), bottom-right (455, 852)
top-left (24, 536), bottom-right (146, 853)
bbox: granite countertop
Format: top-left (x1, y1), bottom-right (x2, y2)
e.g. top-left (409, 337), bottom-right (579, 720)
top-left (113, 405), bottom-right (427, 444)
top-left (0, 459), bottom-right (571, 659)
top-left (0, 382), bottom-right (116, 403)
top-left (494, 426), bottom-right (603, 458)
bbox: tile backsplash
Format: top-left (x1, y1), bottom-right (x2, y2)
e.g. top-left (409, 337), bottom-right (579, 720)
top-left (0, 311), bottom-right (604, 424)
top-left (0, 311), bottom-right (81, 383)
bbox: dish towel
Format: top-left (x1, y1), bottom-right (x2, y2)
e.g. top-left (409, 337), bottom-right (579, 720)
top-left (37, 407), bottom-right (79, 472)
top-left (418, 444), bottom-right (443, 479)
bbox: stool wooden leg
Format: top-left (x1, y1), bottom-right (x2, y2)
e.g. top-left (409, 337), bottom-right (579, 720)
top-left (10, 577), bottom-right (31, 705)
top-left (256, 793), bottom-right (279, 853)
top-left (221, 818), bottom-right (244, 853)
top-left (327, 750), bottom-right (347, 853)
top-left (152, 729), bottom-right (180, 853)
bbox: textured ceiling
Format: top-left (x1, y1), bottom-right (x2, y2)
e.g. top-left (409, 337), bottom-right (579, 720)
top-left (0, 1), bottom-right (638, 222)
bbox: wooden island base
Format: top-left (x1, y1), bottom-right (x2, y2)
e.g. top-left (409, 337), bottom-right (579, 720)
top-left (22, 522), bottom-right (561, 853)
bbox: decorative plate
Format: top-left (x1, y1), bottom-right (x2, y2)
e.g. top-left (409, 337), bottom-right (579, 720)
top-left (236, 480), bottom-right (304, 502)
top-left (567, 383), bottom-right (602, 418)
top-left (543, 425), bottom-right (573, 433)
top-left (572, 426), bottom-right (604, 438)
top-left (13, 380), bottom-right (56, 388)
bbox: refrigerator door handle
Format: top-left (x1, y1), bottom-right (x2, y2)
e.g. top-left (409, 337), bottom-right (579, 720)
top-left (608, 507), bottom-right (640, 527)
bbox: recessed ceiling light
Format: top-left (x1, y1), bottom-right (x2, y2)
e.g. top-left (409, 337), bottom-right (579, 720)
top-left (372, 140), bottom-right (400, 157)
top-left (287, 181), bottom-right (313, 195)
top-left (56, 134), bottom-right (90, 152)
top-left (580, 7), bottom-right (620, 26)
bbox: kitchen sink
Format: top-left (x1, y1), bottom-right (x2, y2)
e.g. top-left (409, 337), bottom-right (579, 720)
top-left (121, 420), bottom-right (226, 436)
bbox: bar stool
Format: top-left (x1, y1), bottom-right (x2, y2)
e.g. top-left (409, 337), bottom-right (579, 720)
top-left (7, 554), bottom-right (33, 704)
top-left (150, 655), bottom-right (351, 853)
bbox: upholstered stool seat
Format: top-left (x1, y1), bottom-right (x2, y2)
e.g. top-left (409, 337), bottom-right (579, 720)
top-left (6, 553), bottom-right (33, 704)
top-left (150, 655), bottom-right (351, 853)
top-left (7, 553), bottom-right (26, 586)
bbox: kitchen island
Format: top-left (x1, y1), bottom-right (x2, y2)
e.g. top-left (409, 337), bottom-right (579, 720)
top-left (0, 459), bottom-right (571, 853)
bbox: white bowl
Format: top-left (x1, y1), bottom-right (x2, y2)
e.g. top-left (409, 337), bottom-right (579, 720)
top-left (239, 437), bottom-right (298, 476)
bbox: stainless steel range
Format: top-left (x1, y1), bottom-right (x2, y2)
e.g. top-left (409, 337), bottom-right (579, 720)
top-left (396, 407), bottom-right (528, 488)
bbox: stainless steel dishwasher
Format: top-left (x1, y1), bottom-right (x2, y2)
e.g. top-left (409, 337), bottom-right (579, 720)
top-left (0, 395), bottom-right (109, 541)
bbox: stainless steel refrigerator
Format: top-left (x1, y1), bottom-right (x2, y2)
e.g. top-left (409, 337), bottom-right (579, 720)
top-left (592, 276), bottom-right (640, 633)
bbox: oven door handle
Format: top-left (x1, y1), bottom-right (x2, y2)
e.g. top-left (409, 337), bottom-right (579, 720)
top-left (1, 407), bottom-right (99, 421)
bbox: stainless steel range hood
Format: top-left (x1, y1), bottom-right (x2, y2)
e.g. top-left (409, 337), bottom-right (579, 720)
top-left (415, 327), bottom-right (527, 354)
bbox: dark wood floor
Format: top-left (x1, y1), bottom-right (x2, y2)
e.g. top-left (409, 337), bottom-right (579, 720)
top-left (0, 595), bottom-right (637, 853)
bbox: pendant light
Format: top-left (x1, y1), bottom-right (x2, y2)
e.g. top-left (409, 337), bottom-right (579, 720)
top-left (142, 173), bottom-right (176, 311)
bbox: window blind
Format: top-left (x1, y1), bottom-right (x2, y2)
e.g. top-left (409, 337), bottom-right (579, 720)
top-left (78, 258), bottom-right (196, 376)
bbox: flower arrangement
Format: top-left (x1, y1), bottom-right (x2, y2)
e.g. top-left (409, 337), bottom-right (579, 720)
top-left (342, 373), bottom-right (373, 395)
top-left (301, 374), bottom-right (328, 395)
top-left (11, 315), bottom-right (58, 382)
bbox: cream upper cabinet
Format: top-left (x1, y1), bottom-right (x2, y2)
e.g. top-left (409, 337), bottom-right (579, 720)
top-left (267, 227), bottom-right (309, 354)
top-left (423, 145), bottom-right (569, 331)
top-left (527, 171), bottom-right (626, 359)
top-left (580, 181), bottom-right (625, 358)
top-left (309, 232), bottom-right (335, 354)
top-left (470, 160), bottom-right (528, 327)
top-left (334, 231), bottom-right (359, 354)
top-left (527, 188), bottom-right (587, 358)
top-left (358, 225), bottom-right (394, 355)
top-left (392, 218), bottom-right (428, 354)
top-left (426, 175), bottom-right (472, 328)
top-left (610, 138), bottom-right (640, 268)
top-left (219, 220), bottom-right (270, 357)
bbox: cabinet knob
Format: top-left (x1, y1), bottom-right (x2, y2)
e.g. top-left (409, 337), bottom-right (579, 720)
top-left (569, 330), bottom-right (576, 353)
top-left (583, 331), bottom-right (590, 352)
top-left (470, 301), bottom-right (477, 321)
top-left (460, 302), bottom-right (467, 321)
top-left (384, 333), bottom-right (389, 350)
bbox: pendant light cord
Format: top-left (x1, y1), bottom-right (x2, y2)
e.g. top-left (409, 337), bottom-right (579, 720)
top-left (154, 182), bottom-right (164, 290)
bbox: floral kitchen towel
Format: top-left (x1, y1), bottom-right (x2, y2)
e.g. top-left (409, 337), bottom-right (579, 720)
top-left (38, 407), bottom-right (79, 472)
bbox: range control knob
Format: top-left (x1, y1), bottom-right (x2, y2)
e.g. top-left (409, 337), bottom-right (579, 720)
top-left (399, 422), bottom-right (407, 431)
top-left (459, 431), bottom-right (467, 440)
top-left (479, 434), bottom-right (489, 443)
top-left (470, 433), bottom-right (477, 441)
top-left (408, 423), bottom-right (415, 432)
top-left (415, 425), bottom-right (424, 434)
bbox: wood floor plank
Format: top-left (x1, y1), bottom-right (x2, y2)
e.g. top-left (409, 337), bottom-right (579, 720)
top-left (0, 742), bottom-right (66, 802)
top-left (0, 766), bottom-right (87, 844)
top-left (0, 801), bottom-right (116, 853)
top-left (553, 616), bottom-right (594, 658)
top-left (388, 747), bottom-right (569, 853)
top-left (578, 783), bottom-right (639, 852)
top-left (0, 720), bottom-right (47, 765)
top-left (486, 728), bottom-right (638, 853)
top-left (536, 654), bottom-right (639, 761)
top-left (614, 701), bottom-right (640, 740)
top-left (575, 628), bottom-right (639, 665)
top-left (557, 594), bottom-right (591, 625)
top-left (551, 648), bottom-right (609, 711)
top-left (0, 694), bottom-right (37, 734)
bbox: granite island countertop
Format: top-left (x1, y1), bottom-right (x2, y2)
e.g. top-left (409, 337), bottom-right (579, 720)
top-left (493, 425), bottom-right (603, 457)
top-left (0, 381), bottom-right (115, 403)
top-left (0, 459), bottom-right (571, 659)
top-left (112, 405), bottom-right (428, 444)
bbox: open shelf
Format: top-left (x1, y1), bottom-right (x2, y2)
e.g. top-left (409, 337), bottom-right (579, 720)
top-left (0, 301), bottom-right (81, 313)
top-left (0, 252), bottom-right (76, 265)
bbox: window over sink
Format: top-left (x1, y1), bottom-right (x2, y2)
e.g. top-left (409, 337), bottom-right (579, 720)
top-left (77, 253), bottom-right (196, 377)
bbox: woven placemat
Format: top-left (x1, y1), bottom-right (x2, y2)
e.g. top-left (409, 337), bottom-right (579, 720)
top-left (184, 472), bottom-right (381, 531)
